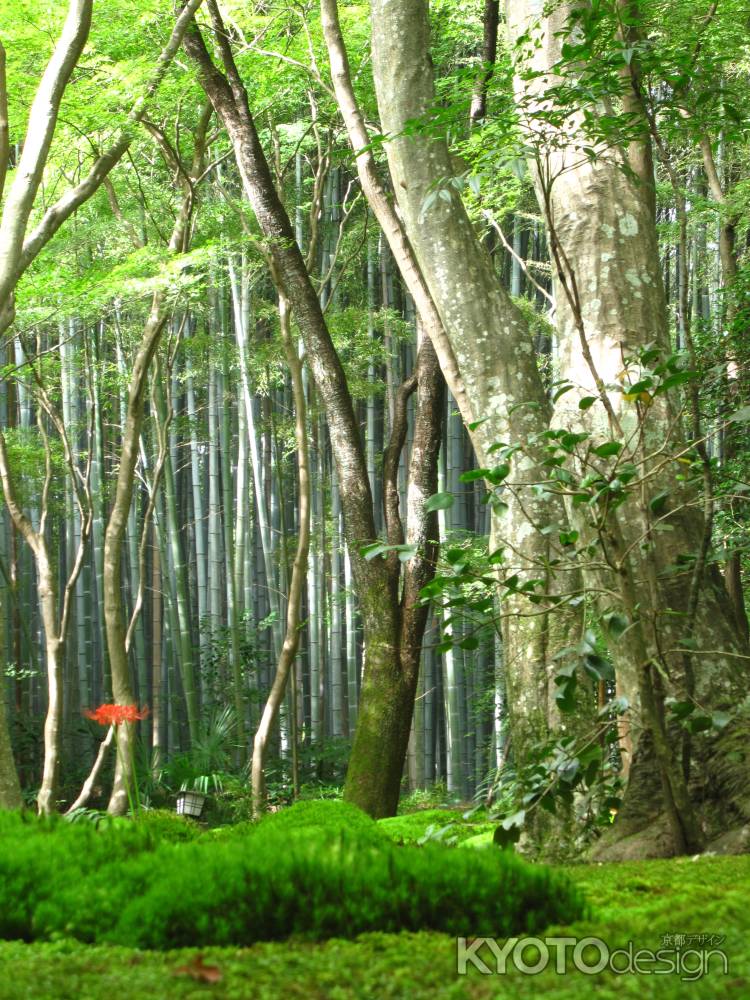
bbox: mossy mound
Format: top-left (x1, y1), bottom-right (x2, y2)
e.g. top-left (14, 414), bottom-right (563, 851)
top-left (0, 804), bottom-right (583, 949)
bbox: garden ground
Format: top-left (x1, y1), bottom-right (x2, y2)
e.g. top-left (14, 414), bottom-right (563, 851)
top-left (0, 836), bottom-right (747, 999)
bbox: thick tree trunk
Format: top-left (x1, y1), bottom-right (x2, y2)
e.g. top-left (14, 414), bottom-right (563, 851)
top-left (506, 0), bottom-right (750, 856)
top-left (344, 334), bottom-right (445, 815)
top-left (369, 0), bottom-right (582, 767)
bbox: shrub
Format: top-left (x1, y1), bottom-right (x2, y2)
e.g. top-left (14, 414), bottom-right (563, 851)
top-left (0, 803), bottom-right (586, 949)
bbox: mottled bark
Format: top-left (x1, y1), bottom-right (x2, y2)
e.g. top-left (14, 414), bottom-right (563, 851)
top-left (369, 0), bottom-right (581, 766)
top-left (319, 0), bottom-right (477, 438)
top-left (507, 0), bottom-right (750, 855)
top-left (344, 335), bottom-right (445, 815)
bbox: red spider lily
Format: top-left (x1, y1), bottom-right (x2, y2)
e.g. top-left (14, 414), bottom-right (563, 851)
top-left (85, 703), bottom-right (149, 727)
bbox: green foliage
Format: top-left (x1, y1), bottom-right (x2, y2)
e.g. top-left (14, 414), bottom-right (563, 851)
top-left (378, 808), bottom-right (494, 847)
top-left (0, 803), bottom-right (584, 948)
top-left (156, 706), bottom-right (238, 796)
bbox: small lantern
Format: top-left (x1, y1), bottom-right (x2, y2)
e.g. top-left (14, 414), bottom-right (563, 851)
top-left (176, 790), bottom-right (206, 819)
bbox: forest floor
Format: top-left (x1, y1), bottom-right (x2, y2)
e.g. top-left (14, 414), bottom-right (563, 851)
top-left (0, 815), bottom-right (747, 999)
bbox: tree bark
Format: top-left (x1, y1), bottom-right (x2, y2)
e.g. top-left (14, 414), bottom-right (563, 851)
top-left (0, 648), bottom-right (22, 809)
top-left (505, 0), bottom-right (750, 856)
top-left (184, 3), bottom-right (444, 814)
top-left (369, 0), bottom-right (582, 767)
top-left (344, 334), bottom-right (445, 815)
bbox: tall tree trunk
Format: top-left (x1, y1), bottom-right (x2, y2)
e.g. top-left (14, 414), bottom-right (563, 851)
top-left (368, 0), bottom-right (581, 767)
top-left (344, 334), bottom-right (445, 814)
top-left (104, 108), bottom-right (209, 813)
top-left (184, 4), bottom-right (443, 815)
top-left (0, 628), bottom-right (22, 808)
top-left (505, 0), bottom-right (750, 856)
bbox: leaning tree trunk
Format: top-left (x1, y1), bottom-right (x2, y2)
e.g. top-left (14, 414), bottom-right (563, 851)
top-left (506, 0), bottom-right (750, 857)
top-left (184, 2), bottom-right (444, 815)
top-left (104, 107), bottom-right (210, 814)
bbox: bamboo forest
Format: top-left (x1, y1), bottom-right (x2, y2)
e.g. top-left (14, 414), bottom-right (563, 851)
top-left (0, 0), bottom-right (749, 996)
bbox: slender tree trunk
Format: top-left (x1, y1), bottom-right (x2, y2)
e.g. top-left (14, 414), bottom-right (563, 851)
top-left (0, 646), bottom-right (22, 808)
top-left (251, 293), bottom-right (310, 814)
top-left (184, 5), bottom-right (444, 814)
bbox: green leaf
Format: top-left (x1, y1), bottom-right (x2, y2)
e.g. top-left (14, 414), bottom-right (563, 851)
top-left (560, 432), bottom-right (589, 452)
top-left (490, 498), bottom-right (509, 517)
top-left (486, 463), bottom-right (511, 485)
top-left (424, 492), bottom-right (454, 513)
top-left (602, 612), bottom-right (628, 638)
top-left (659, 370), bottom-right (697, 392)
top-left (665, 699), bottom-right (695, 720)
top-left (712, 711), bottom-right (731, 731)
top-left (361, 542), bottom-right (389, 561)
top-left (579, 396), bottom-right (598, 410)
top-left (649, 491), bottom-right (669, 515)
top-left (555, 675), bottom-right (578, 713)
top-left (583, 653), bottom-right (614, 683)
top-left (459, 468), bottom-right (489, 483)
top-left (553, 383), bottom-right (575, 402)
top-left (396, 545), bottom-right (418, 563)
top-left (627, 378), bottom-right (654, 395)
top-left (593, 441), bottom-right (623, 458)
top-left (493, 824), bottom-right (521, 849)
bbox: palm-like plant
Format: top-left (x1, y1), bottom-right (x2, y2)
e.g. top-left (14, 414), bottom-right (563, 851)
top-left (158, 706), bottom-right (238, 795)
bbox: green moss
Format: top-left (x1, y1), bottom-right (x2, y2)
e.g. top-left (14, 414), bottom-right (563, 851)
top-left (378, 808), bottom-right (495, 845)
top-left (459, 831), bottom-right (494, 849)
top-left (0, 855), bottom-right (747, 999)
top-left (0, 806), bottom-right (583, 948)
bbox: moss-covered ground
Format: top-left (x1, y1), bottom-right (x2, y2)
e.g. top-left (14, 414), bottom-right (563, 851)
top-left (0, 808), bottom-right (747, 999)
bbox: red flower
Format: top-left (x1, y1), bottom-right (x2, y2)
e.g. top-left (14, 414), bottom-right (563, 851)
top-left (85, 703), bottom-right (149, 726)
